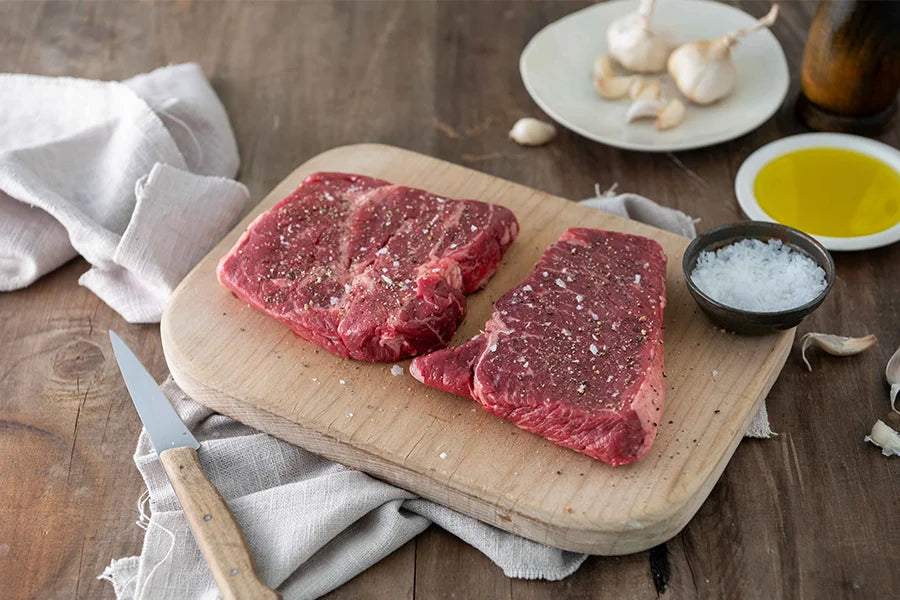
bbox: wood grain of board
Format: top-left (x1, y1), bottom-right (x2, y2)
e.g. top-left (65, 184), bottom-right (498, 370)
top-left (161, 144), bottom-right (794, 554)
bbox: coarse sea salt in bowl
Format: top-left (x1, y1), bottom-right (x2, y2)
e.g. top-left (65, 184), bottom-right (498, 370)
top-left (682, 221), bottom-right (835, 335)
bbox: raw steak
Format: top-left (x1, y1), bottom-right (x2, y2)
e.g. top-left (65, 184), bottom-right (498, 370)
top-left (410, 228), bottom-right (667, 466)
top-left (217, 172), bottom-right (519, 362)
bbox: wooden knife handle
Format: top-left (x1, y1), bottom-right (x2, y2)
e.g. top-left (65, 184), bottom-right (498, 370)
top-left (159, 446), bottom-right (280, 600)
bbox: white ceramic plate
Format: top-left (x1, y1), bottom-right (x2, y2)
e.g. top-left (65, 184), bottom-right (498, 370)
top-left (735, 133), bottom-right (900, 252)
top-left (519, 0), bottom-right (789, 152)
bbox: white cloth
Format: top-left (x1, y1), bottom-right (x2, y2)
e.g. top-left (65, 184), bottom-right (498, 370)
top-left (0, 63), bottom-right (249, 322)
top-left (99, 378), bottom-right (588, 600)
top-left (581, 185), bottom-right (775, 438)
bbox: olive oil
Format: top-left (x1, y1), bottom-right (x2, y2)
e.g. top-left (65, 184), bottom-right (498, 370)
top-left (754, 148), bottom-right (900, 238)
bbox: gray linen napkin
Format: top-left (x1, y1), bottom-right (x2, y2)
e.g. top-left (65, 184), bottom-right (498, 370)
top-left (0, 64), bottom-right (249, 322)
top-left (99, 377), bottom-right (587, 599)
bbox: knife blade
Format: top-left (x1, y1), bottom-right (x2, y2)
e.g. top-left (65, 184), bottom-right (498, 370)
top-left (109, 331), bottom-right (200, 454)
top-left (110, 330), bottom-right (279, 600)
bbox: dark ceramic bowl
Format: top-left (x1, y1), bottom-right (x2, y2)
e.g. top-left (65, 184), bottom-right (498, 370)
top-left (682, 221), bottom-right (835, 335)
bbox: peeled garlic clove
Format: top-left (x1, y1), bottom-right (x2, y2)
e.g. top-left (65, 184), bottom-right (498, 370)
top-left (508, 118), bottom-right (556, 146)
top-left (594, 75), bottom-right (634, 99)
top-left (629, 77), bottom-right (661, 100)
top-left (800, 333), bottom-right (877, 372)
top-left (865, 419), bottom-right (900, 457)
top-left (593, 55), bottom-right (617, 80)
top-left (667, 3), bottom-right (778, 104)
top-left (656, 98), bottom-right (685, 130)
top-left (626, 98), bottom-right (664, 122)
top-left (607, 0), bottom-right (672, 73)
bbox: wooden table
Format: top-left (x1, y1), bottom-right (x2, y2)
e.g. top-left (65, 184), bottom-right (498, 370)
top-left (1, 2), bottom-right (897, 598)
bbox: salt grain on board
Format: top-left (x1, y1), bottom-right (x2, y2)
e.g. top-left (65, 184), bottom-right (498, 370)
top-left (391, 365), bottom-right (403, 376)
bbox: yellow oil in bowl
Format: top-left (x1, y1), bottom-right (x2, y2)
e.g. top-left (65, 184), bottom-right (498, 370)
top-left (754, 148), bottom-right (900, 238)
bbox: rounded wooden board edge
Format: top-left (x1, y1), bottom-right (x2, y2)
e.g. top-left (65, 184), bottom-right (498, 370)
top-left (164, 322), bottom-right (793, 555)
top-left (161, 143), bottom-right (796, 555)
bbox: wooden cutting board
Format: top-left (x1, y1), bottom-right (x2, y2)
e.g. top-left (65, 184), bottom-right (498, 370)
top-left (162, 144), bottom-right (794, 555)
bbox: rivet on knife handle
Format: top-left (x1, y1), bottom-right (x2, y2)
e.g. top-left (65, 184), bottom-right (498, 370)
top-left (159, 446), bottom-right (280, 600)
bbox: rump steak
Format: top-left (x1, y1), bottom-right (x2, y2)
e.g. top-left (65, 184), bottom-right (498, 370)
top-left (409, 228), bottom-right (667, 466)
top-left (217, 172), bottom-right (518, 362)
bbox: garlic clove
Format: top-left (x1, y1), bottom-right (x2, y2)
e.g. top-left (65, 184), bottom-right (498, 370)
top-left (655, 98), bottom-right (685, 130)
top-left (626, 98), bottom-right (664, 122)
top-left (800, 333), bottom-right (877, 372)
top-left (594, 75), bottom-right (634, 99)
top-left (606, 0), bottom-right (673, 74)
top-left (629, 77), bottom-right (661, 101)
top-left (865, 419), bottom-right (900, 457)
top-left (885, 345), bottom-right (900, 385)
top-left (886, 345), bottom-right (900, 412)
top-left (508, 118), bottom-right (556, 146)
top-left (593, 55), bottom-right (617, 80)
top-left (667, 3), bottom-right (778, 104)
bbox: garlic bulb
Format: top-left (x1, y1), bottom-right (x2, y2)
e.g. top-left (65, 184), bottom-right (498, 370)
top-left (508, 118), bottom-right (556, 146)
top-left (667, 4), bottom-right (779, 104)
top-left (606, 0), bottom-right (673, 73)
top-left (800, 332), bottom-right (877, 372)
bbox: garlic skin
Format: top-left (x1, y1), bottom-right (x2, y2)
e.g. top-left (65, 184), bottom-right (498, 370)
top-left (508, 118), bottom-right (556, 146)
top-left (607, 0), bottom-right (672, 74)
top-left (668, 4), bottom-right (779, 104)
top-left (799, 332), bottom-right (876, 372)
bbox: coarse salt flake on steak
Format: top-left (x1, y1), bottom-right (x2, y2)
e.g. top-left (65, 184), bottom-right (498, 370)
top-left (410, 228), bottom-right (667, 466)
top-left (217, 172), bottom-right (518, 362)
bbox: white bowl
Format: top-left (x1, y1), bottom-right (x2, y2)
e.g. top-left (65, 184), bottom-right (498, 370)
top-left (519, 0), bottom-right (789, 152)
top-left (735, 133), bottom-right (900, 251)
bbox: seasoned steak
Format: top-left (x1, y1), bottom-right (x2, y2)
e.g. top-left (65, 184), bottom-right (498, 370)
top-left (217, 172), bottom-right (518, 362)
top-left (410, 228), bottom-right (667, 466)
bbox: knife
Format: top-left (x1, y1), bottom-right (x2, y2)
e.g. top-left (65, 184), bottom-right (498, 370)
top-left (110, 330), bottom-right (279, 600)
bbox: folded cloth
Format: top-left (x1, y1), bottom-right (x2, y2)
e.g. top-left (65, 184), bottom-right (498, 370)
top-left (581, 184), bottom-right (775, 439)
top-left (99, 377), bottom-right (588, 600)
top-left (0, 63), bottom-right (249, 322)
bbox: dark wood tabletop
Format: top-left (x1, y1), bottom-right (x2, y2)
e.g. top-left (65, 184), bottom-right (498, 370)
top-left (1, 1), bottom-right (897, 599)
